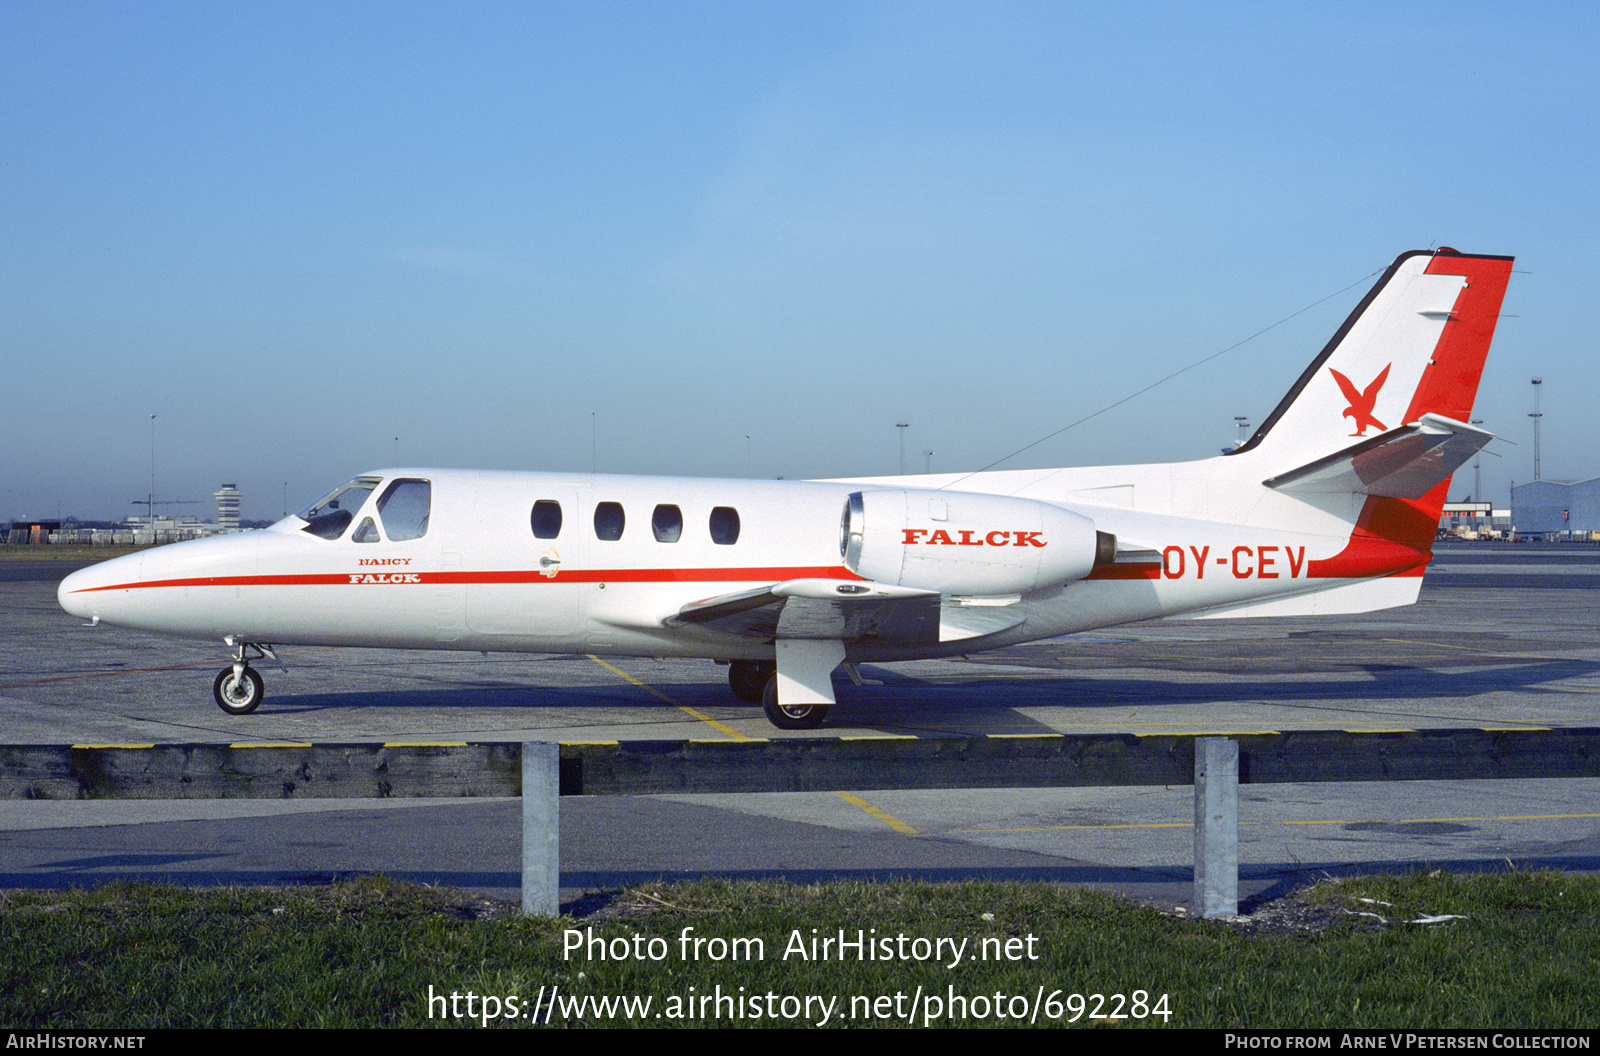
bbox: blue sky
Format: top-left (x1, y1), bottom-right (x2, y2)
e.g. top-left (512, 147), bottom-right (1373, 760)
top-left (4, 1), bottom-right (1595, 521)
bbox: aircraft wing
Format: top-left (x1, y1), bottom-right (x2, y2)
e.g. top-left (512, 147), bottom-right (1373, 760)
top-left (1261, 414), bottom-right (1495, 499)
top-left (667, 578), bottom-right (1027, 644)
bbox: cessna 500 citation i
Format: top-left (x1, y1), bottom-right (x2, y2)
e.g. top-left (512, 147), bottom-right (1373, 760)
top-left (60, 248), bottom-right (1513, 729)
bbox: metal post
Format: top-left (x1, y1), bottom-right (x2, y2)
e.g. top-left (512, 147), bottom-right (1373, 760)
top-left (1194, 737), bottom-right (1238, 918)
top-left (522, 741), bottom-right (560, 916)
top-left (1530, 378), bottom-right (1543, 482)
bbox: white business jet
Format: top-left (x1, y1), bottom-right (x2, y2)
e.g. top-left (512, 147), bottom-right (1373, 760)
top-left (59, 248), bottom-right (1513, 729)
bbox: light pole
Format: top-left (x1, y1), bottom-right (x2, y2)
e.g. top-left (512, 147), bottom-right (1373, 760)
top-left (1471, 418), bottom-right (1484, 501)
top-left (896, 423), bottom-right (909, 475)
top-left (1529, 378), bottom-right (1543, 481)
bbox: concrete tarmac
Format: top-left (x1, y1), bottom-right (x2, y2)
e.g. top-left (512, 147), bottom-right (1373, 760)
top-left (2, 541), bottom-right (1597, 913)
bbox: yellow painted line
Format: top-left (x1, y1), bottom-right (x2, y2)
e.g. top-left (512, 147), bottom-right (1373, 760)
top-left (835, 792), bottom-right (918, 835)
top-left (70, 744), bottom-right (155, 749)
top-left (1380, 637), bottom-right (1508, 654)
top-left (988, 733), bottom-right (1063, 740)
top-left (587, 655), bottom-right (751, 740)
top-left (1133, 730), bottom-right (1281, 738)
top-left (964, 822), bottom-right (1196, 832)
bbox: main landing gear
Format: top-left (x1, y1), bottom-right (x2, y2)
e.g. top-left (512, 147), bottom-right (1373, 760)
top-left (212, 640), bottom-right (280, 716)
top-left (725, 641), bottom-right (846, 730)
top-left (726, 659), bottom-right (775, 702)
top-left (761, 675), bottom-right (828, 730)
top-left (725, 658), bottom-right (829, 727)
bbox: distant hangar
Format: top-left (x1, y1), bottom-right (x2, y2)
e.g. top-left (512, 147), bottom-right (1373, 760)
top-left (1512, 477), bottom-right (1600, 539)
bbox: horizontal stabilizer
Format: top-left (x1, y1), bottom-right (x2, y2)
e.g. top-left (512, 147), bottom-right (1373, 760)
top-left (1262, 414), bottom-right (1494, 499)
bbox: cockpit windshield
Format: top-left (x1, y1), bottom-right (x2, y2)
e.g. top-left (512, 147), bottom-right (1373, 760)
top-left (295, 477), bottom-right (380, 540)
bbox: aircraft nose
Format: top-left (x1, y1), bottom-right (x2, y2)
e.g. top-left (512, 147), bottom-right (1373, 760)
top-left (58, 553), bottom-right (142, 621)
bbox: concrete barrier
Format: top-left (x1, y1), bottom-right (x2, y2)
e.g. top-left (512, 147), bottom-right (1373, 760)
top-left (7, 728), bottom-right (1598, 917)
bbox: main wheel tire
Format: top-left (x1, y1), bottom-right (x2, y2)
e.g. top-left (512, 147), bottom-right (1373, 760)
top-left (213, 666), bottom-right (264, 715)
top-left (761, 674), bottom-right (828, 730)
top-left (728, 660), bottom-right (775, 703)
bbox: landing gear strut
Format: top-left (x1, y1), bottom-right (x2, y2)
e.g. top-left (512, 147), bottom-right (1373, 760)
top-left (212, 640), bottom-right (279, 716)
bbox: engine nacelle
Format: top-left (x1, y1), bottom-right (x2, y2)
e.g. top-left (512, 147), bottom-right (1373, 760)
top-left (841, 489), bottom-right (1113, 596)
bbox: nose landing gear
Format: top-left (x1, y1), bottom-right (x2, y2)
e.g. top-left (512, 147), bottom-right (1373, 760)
top-left (214, 665), bottom-right (264, 715)
top-left (212, 639), bottom-right (281, 716)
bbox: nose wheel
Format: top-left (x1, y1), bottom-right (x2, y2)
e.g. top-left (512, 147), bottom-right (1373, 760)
top-left (214, 665), bottom-right (264, 715)
top-left (212, 639), bottom-right (280, 716)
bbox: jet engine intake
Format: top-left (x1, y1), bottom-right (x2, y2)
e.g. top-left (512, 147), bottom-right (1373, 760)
top-left (841, 490), bottom-right (1111, 596)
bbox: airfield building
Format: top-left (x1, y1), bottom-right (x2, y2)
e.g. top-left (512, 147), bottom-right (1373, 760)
top-left (1511, 478), bottom-right (1600, 540)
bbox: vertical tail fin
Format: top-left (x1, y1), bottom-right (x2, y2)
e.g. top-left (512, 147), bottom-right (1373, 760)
top-left (1238, 248), bottom-right (1513, 551)
top-left (1236, 249), bottom-right (1514, 466)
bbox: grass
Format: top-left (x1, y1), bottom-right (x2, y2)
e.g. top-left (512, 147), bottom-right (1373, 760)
top-left (2, 870), bottom-right (1596, 1028)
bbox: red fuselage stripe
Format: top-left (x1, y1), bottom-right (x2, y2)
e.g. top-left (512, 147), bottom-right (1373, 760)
top-left (72, 551), bottom-right (1430, 593)
top-left (67, 565), bottom-right (867, 593)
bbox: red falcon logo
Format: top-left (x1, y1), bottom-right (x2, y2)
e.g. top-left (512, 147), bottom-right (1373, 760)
top-left (1329, 364), bottom-right (1391, 436)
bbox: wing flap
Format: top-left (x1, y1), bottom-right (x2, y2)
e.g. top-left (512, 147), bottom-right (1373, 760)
top-left (668, 579), bottom-right (1022, 644)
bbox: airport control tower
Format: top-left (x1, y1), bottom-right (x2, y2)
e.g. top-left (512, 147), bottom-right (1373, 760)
top-left (214, 484), bottom-right (241, 531)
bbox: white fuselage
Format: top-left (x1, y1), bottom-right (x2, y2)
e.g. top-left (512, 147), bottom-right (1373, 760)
top-left (57, 461), bottom-right (1415, 664)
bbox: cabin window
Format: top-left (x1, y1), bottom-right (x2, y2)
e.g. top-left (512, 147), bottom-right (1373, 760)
top-left (375, 478), bottom-right (430, 541)
top-left (531, 500), bottom-right (563, 539)
top-left (352, 517), bottom-right (382, 543)
top-left (297, 477), bottom-right (380, 540)
top-left (709, 506), bottom-right (740, 545)
top-left (594, 502), bottom-right (625, 541)
top-left (652, 504), bottom-right (683, 543)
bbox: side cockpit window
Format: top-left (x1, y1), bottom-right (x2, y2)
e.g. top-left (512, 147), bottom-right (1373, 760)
top-left (376, 479), bottom-right (431, 541)
top-left (297, 478), bottom-right (380, 540)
